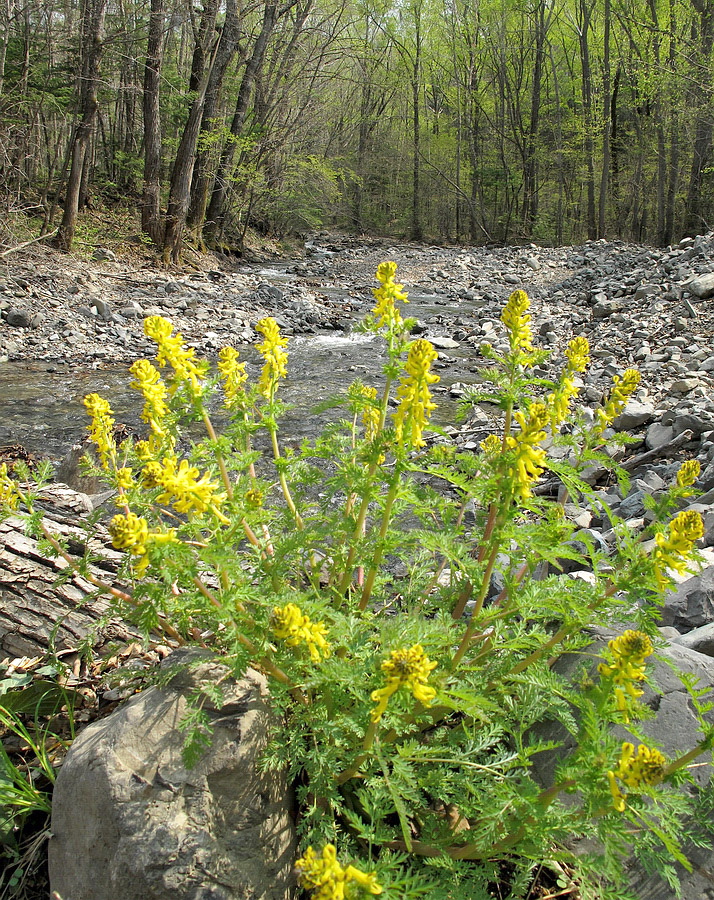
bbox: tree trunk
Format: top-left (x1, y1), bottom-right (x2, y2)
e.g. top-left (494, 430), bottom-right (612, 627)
top-left (598, 0), bottom-right (611, 237)
top-left (684, 0), bottom-right (714, 236)
top-left (203, 0), bottom-right (278, 246)
top-left (52, 0), bottom-right (108, 252)
top-left (141, 0), bottom-right (166, 246)
top-left (186, 0), bottom-right (241, 235)
top-left (579, 0), bottom-right (597, 240)
top-left (162, 0), bottom-right (221, 264)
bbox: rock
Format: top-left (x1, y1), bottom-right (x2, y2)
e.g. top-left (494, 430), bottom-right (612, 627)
top-left (430, 335), bottom-right (460, 349)
top-left (633, 283), bottom-right (660, 300)
top-left (662, 564), bottom-right (714, 631)
top-left (671, 413), bottom-right (711, 437)
top-left (5, 307), bottom-right (32, 327)
top-left (673, 622), bottom-right (714, 656)
top-left (93, 298), bottom-right (113, 320)
top-left (48, 650), bottom-right (296, 900)
top-left (612, 399), bottom-right (655, 430)
top-left (646, 422), bottom-right (675, 450)
top-left (687, 272), bottom-right (714, 298)
top-left (670, 377), bottom-right (700, 394)
top-left (92, 248), bottom-right (117, 262)
top-left (592, 299), bottom-right (622, 318)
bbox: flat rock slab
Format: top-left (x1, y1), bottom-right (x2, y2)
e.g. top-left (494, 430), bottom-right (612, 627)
top-left (48, 650), bottom-right (296, 900)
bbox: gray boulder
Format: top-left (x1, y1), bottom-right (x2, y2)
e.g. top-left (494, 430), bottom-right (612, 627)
top-left (49, 651), bottom-right (296, 900)
top-left (662, 564), bottom-right (714, 631)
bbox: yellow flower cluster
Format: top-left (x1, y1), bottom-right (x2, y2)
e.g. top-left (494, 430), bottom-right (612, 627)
top-left (677, 459), bottom-right (701, 492)
top-left (143, 454), bottom-right (225, 518)
top-left (371, 644), bottom-right (437, 722)
top-left (272, 602), bottom-right (330, 663)
top-left (480, 434), bottom-right (502, 455)
top-left (257, 317), bottom-right (288, 399)
top-left (144, 316), bottom-right (207, 396)
top-left (372, 261), bottom-right (408, 334)
top-left (393, 339), bottom-right (439, 449)
top-left (607, 742), bottom-right (666, 812)
top-left (217, 346), bottom-right (248, 409)
top-left (652, 509), bottom-right (704, 588)
top-left (501, 289), bottom-right (533, 355)
top-left (108, 511), bottom-right (176, 575)
top-left (129, 359), bottom-right (169, 437)
top-left (598, 630), bottom-right (653, 720)
top-left (83, 393), bottom-right (116, 469)
top-left (595, 368), bottom-right (640, 434)
top-left (548, 336), bottom-right (591, 425)
top-left (505, 402), bottom-right (549, 500)
top-left (295, 844), bottom-right (382, 899)
top-left (0, 463), bottom-right (19, 511)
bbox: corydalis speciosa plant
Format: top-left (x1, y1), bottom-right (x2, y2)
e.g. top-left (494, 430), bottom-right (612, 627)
top-left (4, 265), bottom-right (713, 900)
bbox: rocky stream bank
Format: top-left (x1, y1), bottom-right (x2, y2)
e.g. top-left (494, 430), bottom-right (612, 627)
top-left (4, 233), bottom-right (714, 899)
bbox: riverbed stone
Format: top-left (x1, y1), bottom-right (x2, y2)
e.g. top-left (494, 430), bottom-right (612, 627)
top-left (48, 650), bottom-right (296, 900)
top-left (662, 564), bottom-right (714, 631)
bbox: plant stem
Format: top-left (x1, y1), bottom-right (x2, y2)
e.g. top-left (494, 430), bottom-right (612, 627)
top-left (268, 423), bottom-right (303, 529)
top-left (335, 719), bottom-right (378, 785)
top-left (359, 473), bottom-right (400, 611)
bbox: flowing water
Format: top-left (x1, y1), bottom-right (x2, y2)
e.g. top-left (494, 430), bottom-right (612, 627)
top-left (0, 273), bottom-right (478, 465)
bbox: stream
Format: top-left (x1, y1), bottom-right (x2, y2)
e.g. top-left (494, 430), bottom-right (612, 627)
top-left (0, 270), bottom-right (478, 465)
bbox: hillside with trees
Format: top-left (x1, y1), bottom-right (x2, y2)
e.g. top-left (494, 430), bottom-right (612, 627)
top-left (1, 0), bottom-right (713, 257)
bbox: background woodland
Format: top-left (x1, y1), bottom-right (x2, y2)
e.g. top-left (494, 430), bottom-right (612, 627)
top-left (1, 0), bottom-right (714, 257)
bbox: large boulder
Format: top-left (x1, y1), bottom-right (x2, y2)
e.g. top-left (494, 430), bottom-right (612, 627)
top-left (662, 564), bottom-right (714, 632)
top-left (49, 651), bottom-right (296, 900)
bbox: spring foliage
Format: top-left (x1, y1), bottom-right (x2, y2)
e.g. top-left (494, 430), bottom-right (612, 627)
top-left (3, 264), bottom-right (714, 899)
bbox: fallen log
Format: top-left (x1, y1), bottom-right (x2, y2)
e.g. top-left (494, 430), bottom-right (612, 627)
top-left (0, 486), bottom-right (138, 659)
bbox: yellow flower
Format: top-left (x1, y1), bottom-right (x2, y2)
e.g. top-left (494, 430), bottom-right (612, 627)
top-left (598, 630), bottom-right (653, 720)
top-left (565, 336), bottom-right (591, 373)
top-left (677, 460), bottom-right (701, 492)
top-left (607, 742), bottom-right (666, 812)
top-left (393, 339), bottom-right (439, 449)
top-left (595, 368), bottom-right (640, 434)
top-left (372, 261), bottom-right (408, 334)
top-left (480, 434), bottom-right (502, 455)
top-left (218, 346), bottom-right (248, 409)
top-left (257, 317), bottom-right (288, 399)
top-left (0, 464), bottom-right (19, 511)
top-left (348, 383), bottom-right (381, 443)
top-left (547, 336), bottom-right (590, 426)
top-left (144, 316), bottom-right (208, 396)
top-left (296, 844), bottom-right (382, 899)
top-left (505, 402), bottom-right (549, 500)
top-left (272, 602), bottom-right (330, 663)
top-left (129, 359), bottom-right (169, 435)
top-left (109, 512), bottom-right (176, 575)
top-left (83, 393), bottom-right (116, 469)
top-left (153, 454), bottom-right (225, 518)
top-left (501, 289), bottom-right (533, 354)
top-left (109, 511), bottom-right (150, 556)
top-left (245, 488), bottom-right (264, 508)
top-left (371, 644), bottom-right (437, 722)
top-left (115, 467), bottom-right (133, 491)
top-left (652, 509), bottom-right (704, 588)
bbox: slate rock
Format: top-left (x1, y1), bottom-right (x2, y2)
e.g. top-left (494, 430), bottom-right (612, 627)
top-left (673, 622), bottom-right (714, 657)
top-left (430, 335), bottom-right (460, 349)
top-left (662, 564), bottom-right (714, 631)
top-left (612, 399), bottom-right (655, 430)
top-left (5, 307), bottom-right (32, 327)
top-left (687, 272), bottom-right (714, 299)
top-left (646, 423), bottom-right (675, 450)
top-left (48, 650), bottom-right (296, 900)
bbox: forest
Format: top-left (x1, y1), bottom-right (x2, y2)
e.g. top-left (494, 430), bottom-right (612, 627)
top-left (0, 0), bottom-right (713, 258)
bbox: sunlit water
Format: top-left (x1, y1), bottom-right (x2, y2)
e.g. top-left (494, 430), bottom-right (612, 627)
top-left (0, 277), bottom-right (479, 465)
